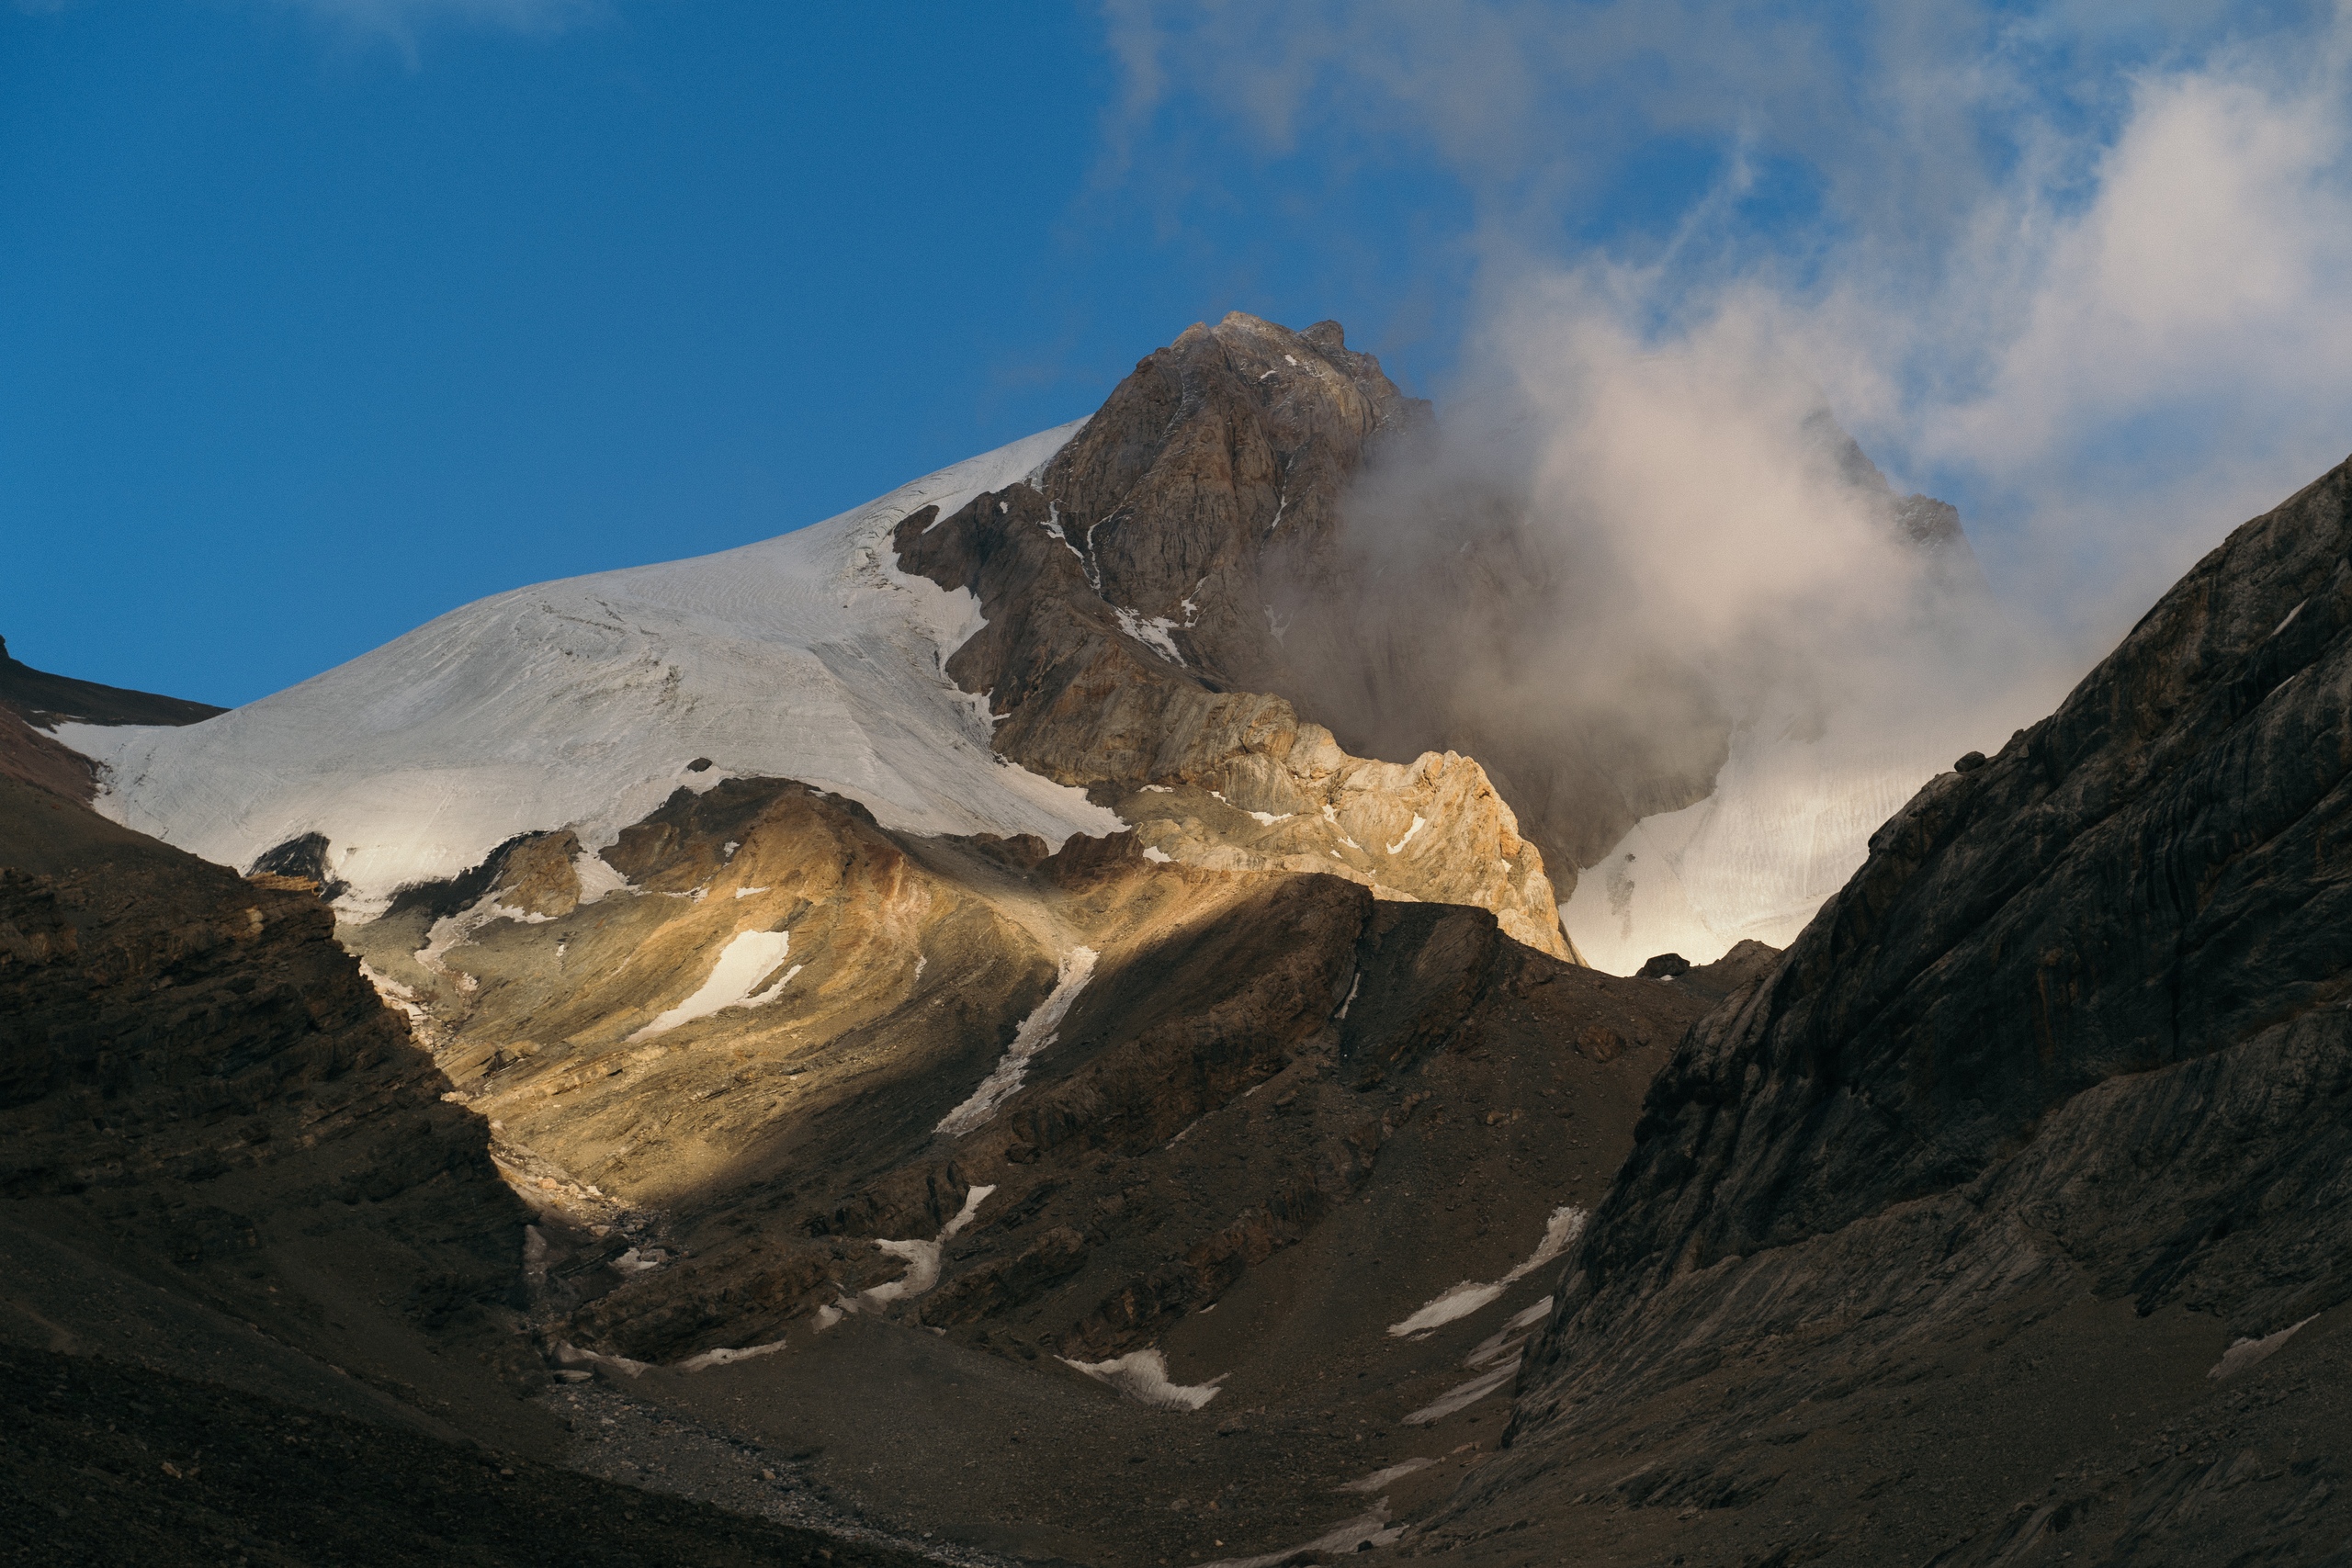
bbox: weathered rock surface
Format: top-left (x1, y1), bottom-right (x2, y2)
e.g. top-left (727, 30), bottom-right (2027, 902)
top-left (1404, 457), bottom-right (2352, 1562)
top-left (890, 317), bottom-right (1573, 957)
top-left (334, 767), bottom-right (1732, 1563)
top-left (0, 775), bottom-right (550, 1451)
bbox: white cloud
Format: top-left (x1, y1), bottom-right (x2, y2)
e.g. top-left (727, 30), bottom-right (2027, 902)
top-left (268, 0), bottom-right (611, 54)
top-left (1107, 0), bottom-right (2352, 663)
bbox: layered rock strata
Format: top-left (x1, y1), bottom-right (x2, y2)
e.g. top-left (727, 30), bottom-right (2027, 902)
top-left (1408, 456), bottom-right (2352, 1562)
top-left (0, 774), bottom-right (548, 1449)
top-left (890, 323), bottom-right (1572, 958)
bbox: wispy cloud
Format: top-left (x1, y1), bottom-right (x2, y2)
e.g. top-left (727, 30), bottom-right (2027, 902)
top-left (267, 0), bottom-right (612, 58)
top-left (1104, 0), bottom-right (2352, 657)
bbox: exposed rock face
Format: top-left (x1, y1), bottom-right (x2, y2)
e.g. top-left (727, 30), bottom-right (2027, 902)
top-left (330, 763), bottom-right (1736, 1562)
top-left (345, 776), bottom-right (1693, 1362)
top-left (0, 776), bottom-right (548, 1447)
top-left (890, 317), bottom-right (1572, 958)
top-left (1411, 457), bottom-right (2352, 1562)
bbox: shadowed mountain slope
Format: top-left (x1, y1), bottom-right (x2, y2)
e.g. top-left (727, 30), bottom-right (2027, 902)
top-left (0, 633), bottom-right (223, 728)
top-left (1400, 457), bottom-right (2352, 1562)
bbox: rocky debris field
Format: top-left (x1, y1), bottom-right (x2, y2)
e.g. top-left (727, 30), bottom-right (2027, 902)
top-left (0, 1341), bottom-right (931, 1566)
top-left (548, 1378), bottom-right (1018, 1567)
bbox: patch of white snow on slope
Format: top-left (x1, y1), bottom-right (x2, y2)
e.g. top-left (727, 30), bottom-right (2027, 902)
top-left (1562, 699), bottom-right (1944, 974)
top-left (1388, 1205), bottom-right (1587, 1337)
top-left (1404, 1360), bottom-right (1519, 1426)
top-left (571, 849), bottom-right (633, 905)
top-left (674, 1338), bottom-right (787, 1373)
top-left (62, 421), bottom-right (1117, 918)
top-left (1141, 845), bottom-right (1172, 863)
top-left (1060, 1348), bottom-right (1227, 1410)
top-left (628, 930), bottom-right (793, 1041)
top-left (1341, 1459), bottom-right (1432, 1493)
top-left (935, 948), bottom-right (1097, 1135)
top-left (1385, 814), bottom-right (1427, 855)
top-left (2209, 1314), bottom-right (2318, 1381)
top-left (1110, 605), bottom-right (1186, 666)
top-left (1464, 1296), bottom-right (1555, 1369)
top-left (415, 892), bottom-right (551, 974)
top-left (1200, 1506), bottom-right (1400, 1567)
top-left (856, 1182), bottom-right (998, 1308)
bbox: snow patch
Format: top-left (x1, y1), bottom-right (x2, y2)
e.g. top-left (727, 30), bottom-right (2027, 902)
top-left (572, 849), bottom-right (632, 906)
top-left (1321, 803), bottom-right (1361, 848)
top-left (1111, 605), bottom-right (1187, 666)
top-left (628, 930), bottom-right (793, 1041)
top-left (1385, 815), bottom-right (1428, 855)
top-left (1389, 1207), bottom-right (1586, 1337)
top-left (856, 1184), bottom-right (997, 1309)
top-left (415, 892), bottom-right (549, 975)
top-left (732, 885), bottom-right (769, 898)
top-left (358, 962), bottom-right (427, 1025)
top-left (1465, 1297), bottom-right (1554, 1370)
top-left (2210, 1314), bottom-right (2317, 1380)
top-left (674, 1338), bottom-right (788, 1372)
top-left (1341, 1459), bottom-right (1432, 1494)
top-left (1388, 1282), bottom-right (1507, 1339)
top-left (550, 1341), bottom-right (650, 1380)
top-left (1142, 845), bottom-right (1172, 863)
top-left (1060, 1348), bottom-right (1227, 1410)
top-left (1404, 1360), bottom-right (1519, 1426)
top-left (1336, 972), bottom-right (1361, 1021)
top-left (1246, 809), bottom-right (1290, 826)
top-left (935, 947), bottom-right (1098, 1135)
top-left (1200, 1506), bottom-right (1401, 1568)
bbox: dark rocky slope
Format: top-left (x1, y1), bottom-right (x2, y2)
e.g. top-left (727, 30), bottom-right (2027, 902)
top-left (339, 768), bottom-right (1736, 1563)
top-left (1403, 457), bottom-right (2352, 1562)
top-left (0, 775), bottom-right (549, 1445)
top-left (0, 632), bottom-right (224, 728)
top-left (0, 1341), bottom-right (925, 1567)
top-left (0, 630), bottom-right (221, 802)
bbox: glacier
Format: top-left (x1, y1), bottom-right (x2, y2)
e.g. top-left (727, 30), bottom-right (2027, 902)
top-left (61, 422), bottom-right (1121, 915)
top-left (1560, 696), bottom-right (1944, 974)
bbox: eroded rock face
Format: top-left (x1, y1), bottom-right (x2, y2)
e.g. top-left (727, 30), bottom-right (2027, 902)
top-left (0, 777), bottom-right (542, 1438)
top-left (890, 321), bottom-right (1574, 959)
top-left (1411, 457), bottom-right (2352, 1562)
top-left (343, 775), bottom-right (1716, 1403)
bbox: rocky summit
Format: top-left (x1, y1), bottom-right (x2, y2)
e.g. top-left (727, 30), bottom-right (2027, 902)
top-left (6, 314), bottom-right (2352, 1568)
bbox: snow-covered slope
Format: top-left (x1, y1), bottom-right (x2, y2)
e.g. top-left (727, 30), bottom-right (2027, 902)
top-left (63, 423), bottom-right (1121, 915)
top-left (1560, 704), bottom-right (1942, 974)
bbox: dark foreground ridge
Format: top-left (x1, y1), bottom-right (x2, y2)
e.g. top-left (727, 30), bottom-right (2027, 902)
top-left (0, 633), bottom-right (225, 729)
top-left (1406, 458), bottom-right (2352, 1562)
top-left (0, 1342), bottom-right (924, 1567)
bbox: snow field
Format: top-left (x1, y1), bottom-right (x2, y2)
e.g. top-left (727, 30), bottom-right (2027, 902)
top-left (1563, 701), bottom-right (1944, 972)
top-left (934, 947), bottom-right (1099, 1136)
top-left (1387, 1205), bottom-right (1586, 1337)
top-left (62, 421), bottom-right (1119, 916)
top-left (627, 930), bottom-right (795, 1041)
top-left (1058, 1348), bottom-right (1228, 1410)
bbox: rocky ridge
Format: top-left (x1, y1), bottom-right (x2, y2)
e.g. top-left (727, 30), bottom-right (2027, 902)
top-left (1403, 455), bottom-right (2352, 1562)
top-left (892, 313), bottom-right (1569, 958)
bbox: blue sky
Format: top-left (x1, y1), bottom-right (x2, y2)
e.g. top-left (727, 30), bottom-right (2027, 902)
top-left (8, 1), bottom-right (2352, 705)
top-left (1, 3), bottom-right (1486, 703)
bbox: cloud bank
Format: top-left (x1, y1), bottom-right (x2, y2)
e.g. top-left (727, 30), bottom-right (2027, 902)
top-left (1108, 1), bottom-right (2352, 963)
